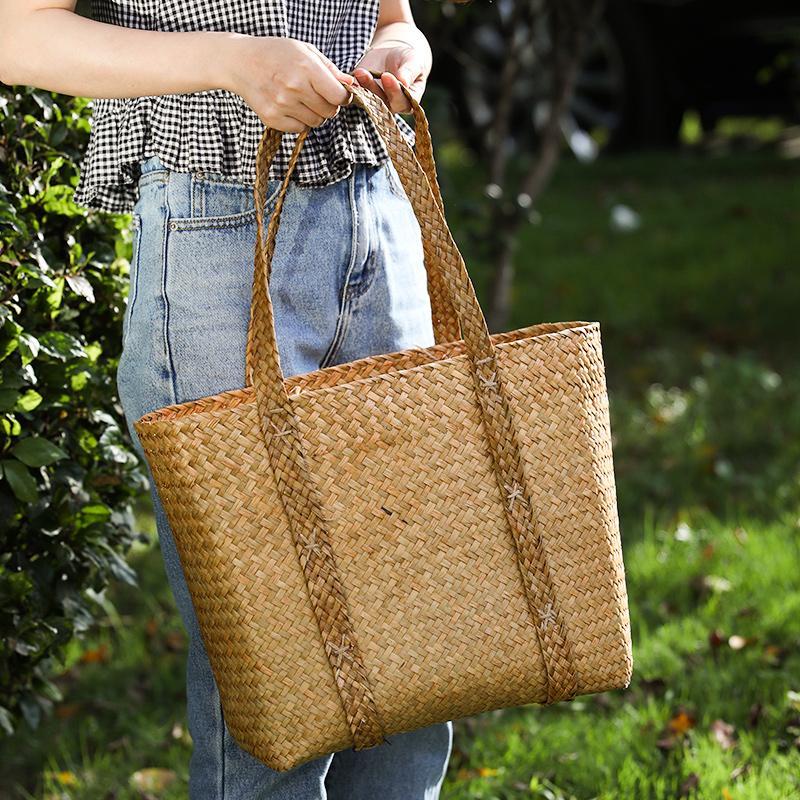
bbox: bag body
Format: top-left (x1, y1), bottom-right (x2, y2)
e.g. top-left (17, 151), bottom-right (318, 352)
top-left (134, 83), bottom-right (633, 771)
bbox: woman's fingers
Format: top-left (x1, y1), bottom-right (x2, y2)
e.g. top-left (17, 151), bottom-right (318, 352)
top-left (352, 67), bottom-right (389, 105)
top-left (262, 114), bottom-right (309, 134)
top-left (305, 44), bottom-right (356, 106)
top-left (378, 71), bottom-right (413, 113)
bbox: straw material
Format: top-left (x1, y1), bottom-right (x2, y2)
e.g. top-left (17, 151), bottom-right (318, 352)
top-left (134, 80), bottom-right (633, 772)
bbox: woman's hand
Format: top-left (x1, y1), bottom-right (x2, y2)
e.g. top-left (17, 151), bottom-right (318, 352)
top-left (221, 35), bottom-right (356, 133)
top-left (352, 21), bottom-right (432, 113)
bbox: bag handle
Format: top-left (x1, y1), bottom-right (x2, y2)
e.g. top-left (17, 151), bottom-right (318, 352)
top-left (248, 88), bottom-right (497, 394)
top-left (246, 82), bottom-right (578, 750)
top-left (360, 70), bottom-right (459, 343)
top-left (248, 69), bottom-right (460, 343)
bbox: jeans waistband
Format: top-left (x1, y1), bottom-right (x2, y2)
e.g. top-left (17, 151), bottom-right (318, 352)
top-left (139, 154), bottom-right (168, 175)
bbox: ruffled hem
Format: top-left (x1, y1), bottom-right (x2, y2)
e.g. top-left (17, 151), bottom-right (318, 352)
top-left (72, 90), bottom-right (417, 215)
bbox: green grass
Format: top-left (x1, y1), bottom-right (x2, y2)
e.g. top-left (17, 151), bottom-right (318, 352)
top-left (3, 148), bottom-right (800, 798)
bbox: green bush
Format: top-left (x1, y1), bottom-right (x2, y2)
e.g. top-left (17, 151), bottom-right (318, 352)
top-left (0, 86), bottom-right (145, 735)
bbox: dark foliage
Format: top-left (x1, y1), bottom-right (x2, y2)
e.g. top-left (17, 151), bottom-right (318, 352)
top-left (0, 86), bottom-right (146, 735)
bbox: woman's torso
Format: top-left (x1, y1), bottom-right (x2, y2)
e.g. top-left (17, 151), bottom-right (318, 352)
top-left (73, 0), bottom-right (415, 214)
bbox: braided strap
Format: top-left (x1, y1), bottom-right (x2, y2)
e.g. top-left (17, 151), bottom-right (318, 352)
top-left (363, 70), bottom-right (461, 344)
top-left (249, 130), bottom-right (386, 749)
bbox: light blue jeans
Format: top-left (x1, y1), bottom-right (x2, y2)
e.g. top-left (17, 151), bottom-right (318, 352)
top-left (116, 153), bottom-right (453, 799)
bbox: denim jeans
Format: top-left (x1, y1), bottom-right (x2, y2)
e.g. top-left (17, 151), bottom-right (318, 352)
top-left (116, 153), bottom-right (453, 799)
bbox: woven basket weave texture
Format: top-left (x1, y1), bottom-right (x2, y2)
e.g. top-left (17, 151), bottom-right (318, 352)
top-left (135, 82), bottom-right (632, 771)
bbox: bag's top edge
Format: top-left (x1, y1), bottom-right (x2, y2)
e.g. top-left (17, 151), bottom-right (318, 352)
top-left (134, 320), bottom-right (600, 429)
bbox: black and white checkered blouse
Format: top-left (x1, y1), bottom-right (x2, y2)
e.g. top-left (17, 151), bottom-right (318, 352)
top-left (73, 0), bottom-right (416, 214)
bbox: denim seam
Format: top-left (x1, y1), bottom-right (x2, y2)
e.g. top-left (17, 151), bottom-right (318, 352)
top-left (169, 207), bottom-right (258, 231)
top-left (122, 212), bottom-right (142, 348)
top-left (138, 170), bottom-right (169, 189)
top-left (218, 694), bottom-right (226, 800)
top-left (190, 175), bottom-right (205, 219)
top-left (348, 174), bottom-right (382, 301)
top-left (161, 174), bottom-right (179, 406)
top-left (384, 159), bottom-right (408, 201)
top-left (319, 167), bottom-right (360, 368)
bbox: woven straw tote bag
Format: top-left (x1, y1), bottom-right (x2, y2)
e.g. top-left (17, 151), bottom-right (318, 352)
top-left (133, 80), bottom-right (633, 771)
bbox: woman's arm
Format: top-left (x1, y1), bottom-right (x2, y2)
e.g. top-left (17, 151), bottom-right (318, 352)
top-left (0, 0), bottom-right (354, 132)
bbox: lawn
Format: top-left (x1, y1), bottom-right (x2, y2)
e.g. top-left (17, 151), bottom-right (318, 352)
top-left (2, 148), bottom-right (799, 799)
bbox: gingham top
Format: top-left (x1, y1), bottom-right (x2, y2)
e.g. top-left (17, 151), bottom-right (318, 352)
top-left (73, 0), bottom-right (416, 214)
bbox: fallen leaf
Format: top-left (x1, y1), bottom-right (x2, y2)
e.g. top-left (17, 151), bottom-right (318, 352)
top-left (703, 575), bottom-right (732, 593)
top-left (163, 631), bottom-right (186, 652)
top-left (679, 772), bottom-right (699, 796)
top-left (55, 702), bottom-right (82, 719)
top-left (108, 736), bottom-right (131, 753)
top-left (762, 645), bottom-right (785, 666)
top-left (669, 711), bottom-right (696, 735)
top-left (129, 768), bottom-right (176, 793)
top-left (80, 643), bottom-right (110, 663)
top-left (478, 766), bottom-right (499, 777)
top-left (722, 788), bottom-right (733, 800)
top-left (748, 703), bottom-right (764, 729)
top-left (656, 736), bottom-right (677, 752)
top-left (709, 629), bottom-right (725, 650)
top-left (50, 770), bottom-right (79, 787)
top-left (711, 719), bottom-right (737, 750)
top-left (730, 763), bottom-right (750, 781)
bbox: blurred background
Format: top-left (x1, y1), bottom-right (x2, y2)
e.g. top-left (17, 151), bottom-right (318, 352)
top-left (1, 0), bottom-right (799, 797)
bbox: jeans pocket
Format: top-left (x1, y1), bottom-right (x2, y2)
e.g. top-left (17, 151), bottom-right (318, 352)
top-left (169, 173), bottom-right (282, 231)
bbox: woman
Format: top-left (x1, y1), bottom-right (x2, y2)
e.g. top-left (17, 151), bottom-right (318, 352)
top-left (0, 1), bottom-right (453, 797)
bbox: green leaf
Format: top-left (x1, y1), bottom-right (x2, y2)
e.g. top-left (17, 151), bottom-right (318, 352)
top-left (70, 370), bottom-right (89, 391)
top-left (18, 694), bottom-right (41, 730)
top-left (99, 541), bottom-right (138, 587)
top-left (0, 389), bottom-right (20, 412)
top-left (15, 389), bottom-right (43, 412)
top-left (0, 706), bottom-right (14, 736)
top-left (37, 330), bottom-right (86, 361)
top-left (1, 459), bottom-right (39, 503)
top-left (78, 503), bottom-right (112, 525)
top-left (17, 332), bottom-right (40, 365)
top-left (12, 436), bottom-right (67, 467)
top-left (66, 274), bottom-right (95, 303)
